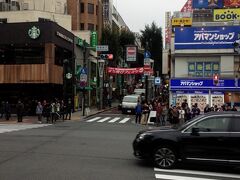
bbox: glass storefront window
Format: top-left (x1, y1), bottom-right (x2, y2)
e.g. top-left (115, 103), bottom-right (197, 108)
top-left (188, 62), bottom-right (220, 77)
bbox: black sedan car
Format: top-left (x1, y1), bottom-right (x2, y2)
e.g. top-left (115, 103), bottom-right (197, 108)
top-left (133, 112), bottom-right (240, 169)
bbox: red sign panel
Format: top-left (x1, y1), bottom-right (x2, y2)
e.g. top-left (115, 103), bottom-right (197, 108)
top-left (224, 0), bottom-right (240, 7)
top-left (107, 67), bottom-right (144, 75)
top-left (181, 0), bottom-right (192, 12)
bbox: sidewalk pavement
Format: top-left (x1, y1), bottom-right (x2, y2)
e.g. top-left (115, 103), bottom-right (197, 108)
top-left (0, 102), bottom-right (119, 125)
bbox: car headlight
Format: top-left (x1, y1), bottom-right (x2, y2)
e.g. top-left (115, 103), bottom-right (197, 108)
top-left (138, 133), bottom-right (151, 140)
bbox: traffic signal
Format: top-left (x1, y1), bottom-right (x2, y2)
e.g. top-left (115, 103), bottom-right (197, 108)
top-left (233, 39), bottom-right (240, 53)
top-left (100, 54), bottom-right (113, 60)
top-left (213, 73), bottom-right (219, 86)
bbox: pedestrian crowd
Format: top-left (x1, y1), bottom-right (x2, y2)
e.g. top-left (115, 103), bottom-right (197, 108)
top-left (0, 98), bottom-right (73, 123)
top-left (135, 97), bottom-right (238, 127)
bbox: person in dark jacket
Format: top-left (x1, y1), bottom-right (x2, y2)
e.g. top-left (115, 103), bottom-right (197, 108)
top-left (16, 100), bottom-right (24, 122)
top-left (4, 101), bottom-right (11, 120)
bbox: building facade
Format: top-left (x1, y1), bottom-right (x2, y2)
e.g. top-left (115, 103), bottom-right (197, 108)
top-left (0, 21), bottom-right (74, 104)
top-left (170, 2), bottom-right (240, 111)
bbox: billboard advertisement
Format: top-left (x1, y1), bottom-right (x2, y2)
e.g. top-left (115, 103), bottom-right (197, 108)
top-left (175, 26), bottom-right (240, 49)
top-left (192, 0), bottom-right (223, 9)
top-left (224, 0), bottom-right (240, 7)
top-left (172, 18), bottom-right (192, 26)
top-left (214, 8), bottom-right (240, 21)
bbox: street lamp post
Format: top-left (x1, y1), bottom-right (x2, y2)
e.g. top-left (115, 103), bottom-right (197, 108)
top-left (98, 59), bottom-right (105, 110)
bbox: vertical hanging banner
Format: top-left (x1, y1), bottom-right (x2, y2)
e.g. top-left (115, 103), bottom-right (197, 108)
top-left (91, 31), bottom-right (98, 48)
top-left (126, 46), bottom-right (137, 62)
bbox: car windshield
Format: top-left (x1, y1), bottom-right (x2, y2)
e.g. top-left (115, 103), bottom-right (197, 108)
top-left (177, 114), bottom-right (205, 131)
top-left (123, 96), bottom-right (138, 102)
top-left (134, 89), bottom-right (145, 94)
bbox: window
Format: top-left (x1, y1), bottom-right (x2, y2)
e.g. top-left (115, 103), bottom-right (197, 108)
top-left (231, 117), bottom-right (240, 132)
top-left (88, 23), bottom-right (94, 31)
top-left (188, 62), bottom-right (220, 77)
top-left (186, 117), bottom-right (231, 132)
top-left (88, 3), bottom-right (94, 14)
top-left (80, 3), bottom-right (84, 13)
top-left (0, 46), bottom-right (44, 64)
top-left (80, 23), bottom-right (84, 30)
top-left (96, 5), bottom-right (98, 15)
top-left (55, 46), bottom-right (72, 66)
top-left (0, 18), bottom-right (7, 23)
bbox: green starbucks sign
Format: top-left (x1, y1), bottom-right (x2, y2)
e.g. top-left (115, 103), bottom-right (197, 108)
top-left (28, 26), bottom-right (40, 39)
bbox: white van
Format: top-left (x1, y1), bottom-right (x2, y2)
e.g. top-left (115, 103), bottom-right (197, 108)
top-left (121, 95), bottom-right (140, 114)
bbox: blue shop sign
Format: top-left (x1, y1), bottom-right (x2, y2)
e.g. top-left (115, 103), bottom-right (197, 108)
top-left (170, 79), bottom-right (240, 90)
top-left (175, 26), bottom-right (240, 49)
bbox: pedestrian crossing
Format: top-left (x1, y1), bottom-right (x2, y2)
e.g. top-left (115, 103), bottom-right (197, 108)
top-left (85, 116), bottom-right (132, 124)
top-left (154, 168), bottom-right (240, 180)
top-left (0, 124), bottom-right (51, 134)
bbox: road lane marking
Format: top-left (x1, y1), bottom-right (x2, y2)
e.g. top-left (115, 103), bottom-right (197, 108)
top-left (155, 174), bottom-right (217, 180)
top-left (108, 117), bottom-right (121, 123)
top-left (154, 168), bottom-right (240, 179)
top-left (97, 117), bottom-right (111, 122)
top-left (86, 117), bottom-right (101, 122)
top-left (119, 118), bottom-right (130, 123)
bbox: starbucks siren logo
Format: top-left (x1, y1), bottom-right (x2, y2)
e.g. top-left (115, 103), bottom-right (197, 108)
top-left (28, 26), bottom-right (40, 39)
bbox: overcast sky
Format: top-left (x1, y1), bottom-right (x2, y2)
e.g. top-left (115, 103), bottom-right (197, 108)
top-left (113, 0), bottom-right (187, 33)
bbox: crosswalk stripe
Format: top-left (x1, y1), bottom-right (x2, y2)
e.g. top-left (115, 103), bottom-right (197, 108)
top-left (86, 117), bottom-right (101, 122)
top-left (119, 118), bottom-right (130, 123)
top-left (0, 124), bottom-right (51, 134)
top-left (97, 117), bottom-right (111, 122)
top-left (108, 117), bottom-right (121, 123)
top-left (155, 174), bottom-right (216, 180)
top-left (154, 168), bottom-right (240, 179)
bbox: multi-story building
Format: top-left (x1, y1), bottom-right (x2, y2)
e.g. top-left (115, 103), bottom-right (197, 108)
top-left (170, 0), bottom-right (240, 111)
top-left (0, 0), bottom-right (75, 109)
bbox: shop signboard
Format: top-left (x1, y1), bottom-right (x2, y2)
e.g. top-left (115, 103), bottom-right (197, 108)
top-left (224, 0), bottom-right (240, 7)
top-left (214, 8), bottom-right (240, 21)
top-left (175, 26), bottom-right (240, 49)
top-left (192, 0), bottom-right (223, 9)
top-left (91, 31), bottom-right (98, 48)
top-left (126, 46), bottom-right (137, 62)
top-left (171, 18), bottom-right (192, 26)
top-left (170, 79), bottom-right (240, 90)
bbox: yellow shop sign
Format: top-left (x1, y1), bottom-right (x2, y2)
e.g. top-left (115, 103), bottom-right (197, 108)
top-left (214, 8), bottom-right (240, 21)
top-left (171, 18), bottom-right (192, 26)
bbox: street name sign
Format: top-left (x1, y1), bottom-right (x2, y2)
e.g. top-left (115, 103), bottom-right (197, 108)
top-left (96, 45), bottom-right (109, 52)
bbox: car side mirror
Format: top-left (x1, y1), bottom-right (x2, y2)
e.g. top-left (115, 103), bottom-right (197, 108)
top-left (191, 128), bottom-right (200, 136)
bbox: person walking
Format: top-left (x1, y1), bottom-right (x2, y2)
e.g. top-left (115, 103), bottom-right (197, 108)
top-left (141, 101), bottom-right (149, 125)
top-left (36, 102), bottom-right (43, 123)
top-left (65, 98), bottom-right (72, 120)
top-left (179, 107), bottom-right (185, 125)
top-left (16, 100), bottom-right (24, 122)
top-left (156, 102), bottom-right (162, 126)
top-left (161, 103), bottom-right (168, 126)
top-left (0, 101), bottom-right (5, 118)
top-left (135, 101), bottom-right (142, 124)
top-left (4, 101), bottom-right (11, 120)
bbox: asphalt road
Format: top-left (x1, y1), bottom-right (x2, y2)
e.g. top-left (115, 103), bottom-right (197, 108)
top-left (0, 109), bottom-right (240, 180)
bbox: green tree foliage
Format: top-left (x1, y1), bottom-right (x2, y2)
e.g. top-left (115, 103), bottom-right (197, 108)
top-left (140, 22), bottom-right (163, 74)
top-left (101, 25), bottom-right (135, 66)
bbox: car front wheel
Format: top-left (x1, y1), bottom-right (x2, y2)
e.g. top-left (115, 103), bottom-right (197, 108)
top-left (154, 146), bottom-right (177, 169)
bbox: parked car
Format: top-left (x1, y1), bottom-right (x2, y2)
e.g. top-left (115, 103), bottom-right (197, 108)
top-left (133, 112), bottom-right (240, 169)
top-left (121, 95), bottom-right (140, 114)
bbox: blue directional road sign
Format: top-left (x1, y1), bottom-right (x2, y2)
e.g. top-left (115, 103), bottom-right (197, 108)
top-left (144, 51), bottom-right (151, 58)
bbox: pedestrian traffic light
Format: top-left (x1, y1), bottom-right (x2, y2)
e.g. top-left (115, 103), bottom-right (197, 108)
top-left (100, 54), bottom-right (113, 60)
top-left (213, 73), bottom-right (219, 85)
